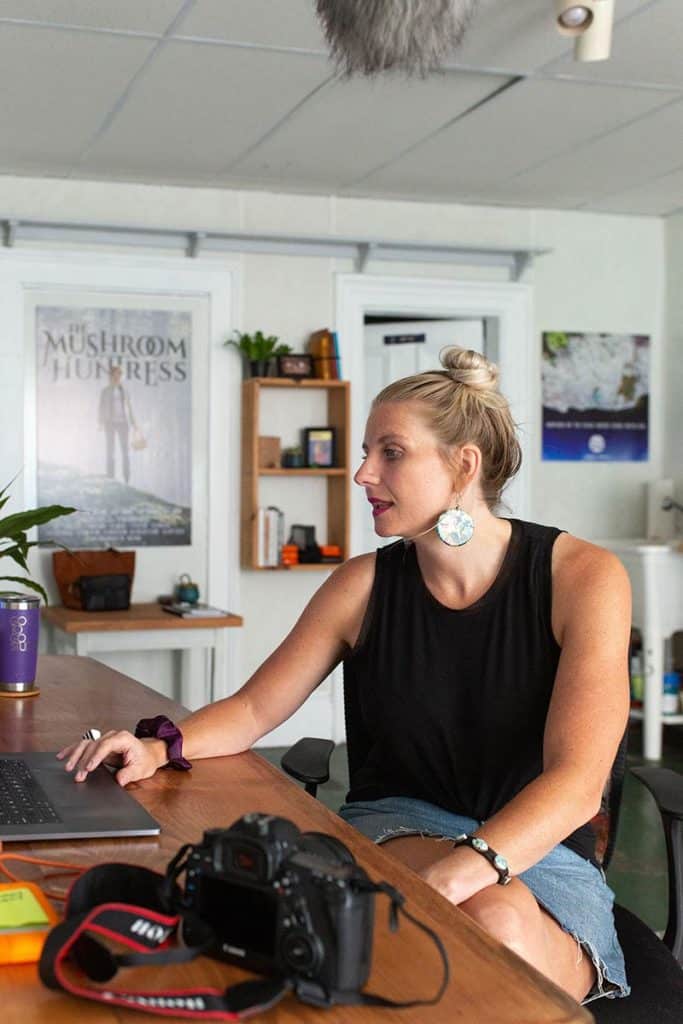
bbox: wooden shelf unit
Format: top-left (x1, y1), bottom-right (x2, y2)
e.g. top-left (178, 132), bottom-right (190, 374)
top-left (240, 377), bottom-right (351, 570)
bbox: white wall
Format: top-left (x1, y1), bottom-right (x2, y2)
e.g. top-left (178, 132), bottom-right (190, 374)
top-left (664, 211), bottom-right (683, 486)
top-left (0, 174), bottom-right (668, 734)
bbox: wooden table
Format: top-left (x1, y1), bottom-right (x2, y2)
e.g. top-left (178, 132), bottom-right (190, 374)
top-left (0, 656), bottom-right (592, 1024)
top-left (41, 603), bottom-right (243, 708)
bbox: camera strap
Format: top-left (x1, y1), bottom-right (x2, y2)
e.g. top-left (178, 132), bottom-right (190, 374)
top-left (39, 863), bottom-right (449, 1017)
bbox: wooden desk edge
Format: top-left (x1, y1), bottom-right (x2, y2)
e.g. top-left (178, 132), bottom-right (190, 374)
top-left (249, 753), bottom-right (594, 1024)
top-left (41, 603), bottom-right (243, 632)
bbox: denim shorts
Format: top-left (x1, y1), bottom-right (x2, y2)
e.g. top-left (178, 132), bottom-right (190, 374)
top-left (339, 795), bottom-right (629, 1004)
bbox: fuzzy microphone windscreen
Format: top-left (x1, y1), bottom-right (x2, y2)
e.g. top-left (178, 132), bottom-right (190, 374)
top-left (315, 0), bottom-right (479, 77)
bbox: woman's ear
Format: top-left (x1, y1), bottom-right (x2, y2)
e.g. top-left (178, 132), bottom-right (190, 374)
top-left (456, 444), bottom-right (482, 490)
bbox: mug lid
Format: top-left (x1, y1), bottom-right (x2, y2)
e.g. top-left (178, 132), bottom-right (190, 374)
top-left (0, 592), bottom-right (41, 609)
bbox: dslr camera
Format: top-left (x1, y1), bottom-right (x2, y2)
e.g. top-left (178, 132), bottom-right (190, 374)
top-left (181, 812), bottom-right (374, 1004)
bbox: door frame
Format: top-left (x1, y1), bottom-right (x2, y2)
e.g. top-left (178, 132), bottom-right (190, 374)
top-left (335, 273), bottom-right (534, 557)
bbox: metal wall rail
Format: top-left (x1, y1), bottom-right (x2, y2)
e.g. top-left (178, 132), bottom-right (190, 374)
top-left (0, 217), bottom-right (548, 280)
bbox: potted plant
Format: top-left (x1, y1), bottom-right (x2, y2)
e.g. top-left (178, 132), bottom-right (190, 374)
top-left (281, 445), bottom-right (305, 469)
top-left (0, 479), bottom-right (75, 602)
top-left (224, 330), bottom-right (292, 378)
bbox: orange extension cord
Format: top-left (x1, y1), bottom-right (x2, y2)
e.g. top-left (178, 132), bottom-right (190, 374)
top-left (0, 848), bottom-right (84, 902)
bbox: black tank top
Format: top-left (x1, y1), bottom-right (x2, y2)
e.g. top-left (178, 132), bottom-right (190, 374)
top-left (343, 518), bottom-right (596, 865)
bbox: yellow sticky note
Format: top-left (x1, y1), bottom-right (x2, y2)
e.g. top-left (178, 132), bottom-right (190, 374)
top-left (0, 885), bottom-right (50, 929)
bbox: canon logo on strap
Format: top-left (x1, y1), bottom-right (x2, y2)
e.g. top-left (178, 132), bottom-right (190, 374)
top-left (129, 918), bottom-right (172, 944)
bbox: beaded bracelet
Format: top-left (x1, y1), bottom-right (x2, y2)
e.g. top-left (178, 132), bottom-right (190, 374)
top-left (452, 833), bottom-right (511, 886)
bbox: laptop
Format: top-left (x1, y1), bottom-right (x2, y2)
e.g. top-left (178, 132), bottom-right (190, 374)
top-left (0, 752), bottom-right (160, 842)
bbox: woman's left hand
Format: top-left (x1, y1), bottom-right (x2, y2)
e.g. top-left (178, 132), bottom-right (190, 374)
top-left (420, 855), bottom-right (468, 905)
top-left (419, 847), bottom-right (498, 906)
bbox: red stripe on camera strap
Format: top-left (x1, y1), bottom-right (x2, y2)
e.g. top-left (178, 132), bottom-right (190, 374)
top-left (39, 902), bottom-right (293, 1020)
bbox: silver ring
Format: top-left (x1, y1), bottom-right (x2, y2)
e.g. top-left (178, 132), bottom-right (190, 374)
top-left (82, 728), bottom-right (102, 741)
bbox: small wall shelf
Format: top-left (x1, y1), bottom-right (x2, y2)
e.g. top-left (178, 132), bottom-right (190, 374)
top-left (240, 377), bottom-right (350, 570)
top-left (259, 468), bottom-right (347, 477)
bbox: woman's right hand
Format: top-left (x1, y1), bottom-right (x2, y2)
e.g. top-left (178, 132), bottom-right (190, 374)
top-left (57, 731), bottom-right (168, 787)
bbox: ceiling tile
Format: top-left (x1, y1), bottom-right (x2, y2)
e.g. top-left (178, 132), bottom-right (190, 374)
top-left (176, 0), bottom-right (327, 50)
top-left (453, 0), bottom-right (647, 74)
top-left (79, 42), bottom-right (332, 182)
top-left (493, 97), bottom-right (683, 209)
top-left (230, 71), bottom-right (506, 191)
top-left (360, 77), bottom-right (678, 197)
top-left (585, 167), bottom-right (683, 216)
top-left (0, 24), bottom-right (155, 173)
top-left (546, 0), bottom-right (683, 88)
top-left (0, 0), bottom-right (182, 33)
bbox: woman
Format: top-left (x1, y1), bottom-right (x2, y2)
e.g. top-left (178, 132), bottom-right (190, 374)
top-left (60, 347), bottom-right (631, 1005)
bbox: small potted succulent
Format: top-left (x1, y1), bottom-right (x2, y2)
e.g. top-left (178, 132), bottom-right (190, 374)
top-left (0, 479), bottom-right (75, 602)
top-left (281, 445), bottom-right (305, 469)
top-left (225, 330), bottom-right (292, 378)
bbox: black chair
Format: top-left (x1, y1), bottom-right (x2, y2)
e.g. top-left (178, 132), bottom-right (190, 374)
top-left (281, 737), bottom-right (683, 1021)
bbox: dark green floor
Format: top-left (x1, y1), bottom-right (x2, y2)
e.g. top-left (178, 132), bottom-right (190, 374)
top-left (260, 720), bottom-right (683, 934)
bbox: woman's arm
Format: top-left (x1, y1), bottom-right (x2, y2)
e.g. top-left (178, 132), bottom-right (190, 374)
top-left (422, 536), bottom-right (631, 903)
top-left (59, 553), bottom-right (375, 785)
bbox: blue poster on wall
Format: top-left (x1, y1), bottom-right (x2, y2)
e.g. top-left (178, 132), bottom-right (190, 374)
top-left (541, 332), bottom-right (649, 462)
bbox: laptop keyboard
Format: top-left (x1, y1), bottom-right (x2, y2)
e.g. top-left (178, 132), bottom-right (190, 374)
top-left (0, 758), bottom-right (62, 826)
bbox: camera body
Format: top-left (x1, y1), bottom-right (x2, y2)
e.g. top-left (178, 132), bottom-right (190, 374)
top-left (183, 813), bottom-right (374, 1001)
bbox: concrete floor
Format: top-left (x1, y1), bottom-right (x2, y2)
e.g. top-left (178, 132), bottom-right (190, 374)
top-left (260, 719), bottom-right (683, 935)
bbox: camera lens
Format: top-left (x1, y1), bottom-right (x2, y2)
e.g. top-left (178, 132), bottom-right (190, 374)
top-left (298, 832), bottom-right (356, 866)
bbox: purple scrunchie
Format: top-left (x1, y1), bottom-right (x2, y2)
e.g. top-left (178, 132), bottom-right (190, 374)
top-left (134, 715), bottom-right (191, 771)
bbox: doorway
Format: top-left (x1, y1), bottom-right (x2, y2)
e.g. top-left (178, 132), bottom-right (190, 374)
top-left (361, 314), bottom-right (487, 554)
top-left (336, 273), bottom-right (534, 558)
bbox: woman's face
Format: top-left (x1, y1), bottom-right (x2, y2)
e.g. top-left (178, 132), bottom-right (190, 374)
top-left (354, 400), bottom-right (458, 539)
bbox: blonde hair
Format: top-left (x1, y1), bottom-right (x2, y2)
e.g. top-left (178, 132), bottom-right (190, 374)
top-left (372, 346), bottom-right (522, 509)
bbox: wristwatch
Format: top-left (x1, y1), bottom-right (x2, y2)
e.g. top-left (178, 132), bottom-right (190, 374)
top-left (134, 715), bottom-right (192, 771)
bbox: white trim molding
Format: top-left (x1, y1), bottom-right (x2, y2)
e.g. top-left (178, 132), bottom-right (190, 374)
top-left (0, 247), bottom-right (242, 703)
top-left (335, 273), bottom-right (534, 556)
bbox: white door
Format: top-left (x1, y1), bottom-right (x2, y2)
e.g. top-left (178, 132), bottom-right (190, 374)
top-left (361, 318), bottom-right (486, 553)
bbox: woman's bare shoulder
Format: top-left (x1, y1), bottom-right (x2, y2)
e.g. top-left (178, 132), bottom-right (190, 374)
top-left (552, 533), bottom-right (628, 586)
top-left (310, 552), bottom-right (378, 650)
top-left (551, 533), bottom-right (631, 638)
top-left (324, 552), bottom-right (377, 600)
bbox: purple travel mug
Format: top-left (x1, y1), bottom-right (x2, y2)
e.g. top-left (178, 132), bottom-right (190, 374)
top-left (0, 593), bottom-right (41, 693)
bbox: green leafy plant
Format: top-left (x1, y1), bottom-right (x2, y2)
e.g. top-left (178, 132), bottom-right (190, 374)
top-left (0, 479), bottom-right (75, 602)
top-left (225, 330), bottom-right (291, 361)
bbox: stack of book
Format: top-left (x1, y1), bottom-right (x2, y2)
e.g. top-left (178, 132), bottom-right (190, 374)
top-left (308, 328), bottom-right (341, 380)
top-left (162, 602), bottom-right (229, 618)
top-left (257, 506), bottom-right (285, 567)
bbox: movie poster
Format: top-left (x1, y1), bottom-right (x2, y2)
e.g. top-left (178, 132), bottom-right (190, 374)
top-left (36, 304), bottom-right (192, 546)
top-left (541, 332), bottom-right (649, 462)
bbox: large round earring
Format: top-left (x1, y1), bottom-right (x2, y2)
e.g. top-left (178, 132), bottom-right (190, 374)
top-left (436, 505), bottom-right (474, 547)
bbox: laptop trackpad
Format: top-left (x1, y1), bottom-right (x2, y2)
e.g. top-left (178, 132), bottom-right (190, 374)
top-left (0, 752), bottom-right (160, 842)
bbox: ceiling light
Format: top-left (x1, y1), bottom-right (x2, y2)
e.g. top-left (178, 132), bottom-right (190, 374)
top-left (555, 0), bottom-right (614, 62)
top-left (557, 6), bottom-right (593, 31)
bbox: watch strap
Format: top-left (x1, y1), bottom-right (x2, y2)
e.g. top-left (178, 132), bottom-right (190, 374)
top-left (452, 834), bottom-right (511, 886)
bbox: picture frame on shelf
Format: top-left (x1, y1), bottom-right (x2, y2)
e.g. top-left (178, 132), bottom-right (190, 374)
top-left (276, 353), bottom-right (313, 380)
top-left (303, 427), bottom-right (336, 468)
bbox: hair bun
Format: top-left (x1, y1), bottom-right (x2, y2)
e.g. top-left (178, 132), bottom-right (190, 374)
top-left (440, 346), bottom-right (499, 392)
